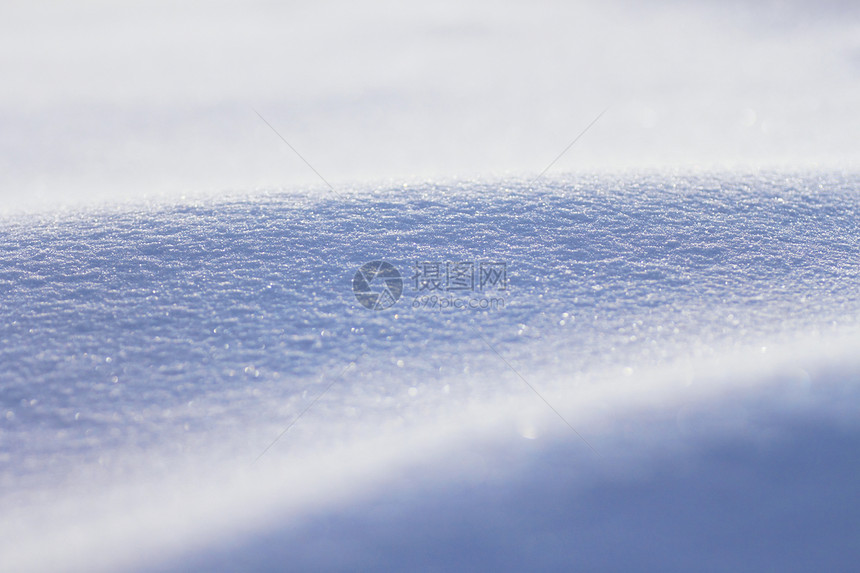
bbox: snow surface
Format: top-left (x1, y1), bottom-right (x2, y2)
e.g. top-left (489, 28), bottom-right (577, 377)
top-left (1, 172), bottom-right (859, 572)
top-left (2, 0), bottom-right (860, 212)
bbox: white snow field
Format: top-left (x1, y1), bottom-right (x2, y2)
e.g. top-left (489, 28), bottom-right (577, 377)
top-left (3, 0), bottom-right (860, 570)
top-left (0, 172), bottom-right (859, 571)
top-left (2, 0), bottom-right (860, 214)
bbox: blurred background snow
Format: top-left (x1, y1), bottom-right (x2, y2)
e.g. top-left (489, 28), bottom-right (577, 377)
top-left (0, 0), bottom-right (858, 210)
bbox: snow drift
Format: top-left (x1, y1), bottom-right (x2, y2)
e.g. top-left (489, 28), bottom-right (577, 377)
top-left (0, 172), bottom-right (858, 571)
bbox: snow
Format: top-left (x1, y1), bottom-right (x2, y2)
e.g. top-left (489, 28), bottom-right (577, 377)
top-left (1, 173), bottom-right (859, 571)
top-left (2, 0), bottom-right (860, 570)
top-left (2, 1), bottom-right (860, 212)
